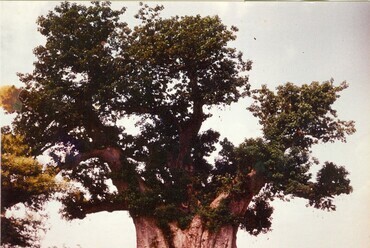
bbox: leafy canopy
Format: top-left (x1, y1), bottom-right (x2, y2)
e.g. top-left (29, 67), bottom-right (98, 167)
top-left (11, 1), bottom-right (355, 238)
top-left (246, 80), bottom-right (354, 210)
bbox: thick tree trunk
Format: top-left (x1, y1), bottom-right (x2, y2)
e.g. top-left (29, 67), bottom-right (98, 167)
top-left (134, 217), bottom-right (171, 248)
top-left (133, 215), bottom-right (238, 248)
top-left (132, 169), bottom-right (265, 248)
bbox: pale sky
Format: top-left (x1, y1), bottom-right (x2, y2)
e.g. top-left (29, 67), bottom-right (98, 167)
top-left (1, 1), bottom-right (369, 248)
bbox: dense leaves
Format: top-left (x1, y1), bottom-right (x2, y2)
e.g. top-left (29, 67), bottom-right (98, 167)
top-left (246, 80), bottom-right (354, 210)
top-left (248, 80), bottom-right (355, 149)
top-left (240, 198), bottom-right (273, 236)
top-left (309, 162), bottom-right (352, 210)
top-left (17, 1), bottom-right (127, 153)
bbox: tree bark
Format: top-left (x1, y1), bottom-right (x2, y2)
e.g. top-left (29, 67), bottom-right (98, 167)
top-left (134, 217), bottom-right (171, 248)
top-left (133, 215), bottom-right (238, 248)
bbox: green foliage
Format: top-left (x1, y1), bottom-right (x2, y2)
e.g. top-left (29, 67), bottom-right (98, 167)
top-left (244, 80), bottom-right (354, 210)
top-left (240, 198), bottom-right (273, 236)
top-left (127, 7), bottom-right (251, 112)
top-left (16, 1), bottom-right (127, 153)
top-left (15, 1), bottom-right (250, 157)
top-left (199, 199), bottom-right (236, 232)
top-left (60, 189), bottom-right (90, 220)
top-left (1, 130), bottom-right (57, 211)
top-left (309, 162), bottom-right (352, 210)
top-left (214, 138), bottom-right (238, 176)
top-left (123, 166), bottom-right (195, 229)
top-left (1, 129), bottom-right (57, 247)
top-left (248, 80), bottom-right (355, 148)
top-left (206, 80), bottom-right (355, 232)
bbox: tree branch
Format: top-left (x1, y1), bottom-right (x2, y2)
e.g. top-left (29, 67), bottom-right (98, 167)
top-left (61, 146), bottom-right (123, 171)
top-left (60, 146), bottom-right (149, 194)
top-left (210, 169), bottom-right (266, 216)
top-left (81, 199), bottom-right (128, 216)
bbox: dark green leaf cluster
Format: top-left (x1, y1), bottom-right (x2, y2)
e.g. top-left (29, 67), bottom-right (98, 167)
top-left (214, 138), bottom-right (238, 176)
top-left (244, 81), bottom-right (354, 210)
top-left (16, 1), bottom-right (128, 153)
top-left (199, 199), bottom-right (236, 232)
top-left (240, 198), bottom-right (273, 236)
top-left (15, 1), bottom-right (250, 157)
top-left (127, 11), bottom-right (251, 113)
top-left (125, 167), bottom-right (194, 223)
top-left (248, 80), bottom-right (355, 149)
top-left (308, 162), bottom-right (352, 210)
top-left (68, 158), bottom-right (111, 199)
top-left (60, 190), bottom-right (88, 220)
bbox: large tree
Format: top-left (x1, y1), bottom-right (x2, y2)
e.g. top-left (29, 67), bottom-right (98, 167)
top-left (13, 2), bottom-right (355, 247)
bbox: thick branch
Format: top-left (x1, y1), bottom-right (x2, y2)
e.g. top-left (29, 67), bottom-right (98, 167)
top-left (210, 169), bottom-right (266, 216)
top-left (61, 146), bottom-right (122, 171)
top-left (81, 199), bottom-right (128, 216)
top-left (61, 146), bottom-right (146, 193)
top-left (170, 101), bottom-right (204, 171)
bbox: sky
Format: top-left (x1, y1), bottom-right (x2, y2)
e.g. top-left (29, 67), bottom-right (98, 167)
top-left (1, 1), bottom-right (369, 248)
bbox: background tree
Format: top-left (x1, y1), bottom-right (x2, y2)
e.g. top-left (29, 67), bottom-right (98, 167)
top-left (1, 86), bottom-right (58, 247)
top-left (13, 2), bottom-right (355, 247)
top-left (1, 127), bottom-right (57, 247)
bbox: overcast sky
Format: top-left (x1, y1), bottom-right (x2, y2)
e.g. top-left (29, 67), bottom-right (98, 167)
top-left (1, 1), bottom-right (369, 248)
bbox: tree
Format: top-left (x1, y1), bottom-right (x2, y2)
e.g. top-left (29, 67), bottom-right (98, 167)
top-left (13, 2), bottom-right (355, 247)
top-left (1, 127), bottom-right (57, 247)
